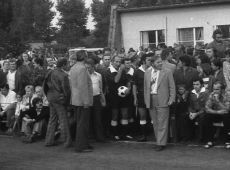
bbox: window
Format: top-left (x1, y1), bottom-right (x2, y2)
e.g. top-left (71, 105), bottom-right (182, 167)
top-left (217, 25), bottom-right (230, 40)
top-left (177, 27), bottom-right (204, 47)
top-left (140, 30), bottom-right (165, 49)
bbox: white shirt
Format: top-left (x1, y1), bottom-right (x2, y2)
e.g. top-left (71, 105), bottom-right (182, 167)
top-left (150, 68), bottom-right (160, 94)
top-left (0, 90), bottom-right (17, 111)
top-left (7, 70), bottom-right (16, 90)
top-left (90, 71), bottom-right (102, 96)
top-left (15, 102), bottom-right (26, 116)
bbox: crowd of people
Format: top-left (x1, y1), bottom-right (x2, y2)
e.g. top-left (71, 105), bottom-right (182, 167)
top-left (1, 29), bottom-right (230, 152)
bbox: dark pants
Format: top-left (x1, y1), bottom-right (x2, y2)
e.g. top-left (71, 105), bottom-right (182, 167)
top-left (45, 103), bottom-right (71, 145)
top-left (90, 95), bottom-right (105, 141)
top-left (201, 114), bottom-right (230, 143)
top-left (74, 106), bottom-right (90, 151)
top-left (176, 113), bottom-right (206, 142)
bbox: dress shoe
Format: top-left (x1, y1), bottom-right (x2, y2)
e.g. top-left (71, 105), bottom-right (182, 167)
top-left (154, 145), bottom-right (165, 151)
top-left (137, 136), bottom-right (147, 142)
top-left (87, 145), bottom-right (94, 150)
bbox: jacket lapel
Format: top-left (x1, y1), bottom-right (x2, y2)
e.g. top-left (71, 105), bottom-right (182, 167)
top-left (147, 67), bottom-right (152, 89)
top-left (157, 70), bottom-right (165, 89)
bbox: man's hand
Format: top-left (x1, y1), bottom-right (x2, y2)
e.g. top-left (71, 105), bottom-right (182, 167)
top-left (189, 112), bottom-right (197, 120)
top-left (217, 110), bottom-right (228, 115)
top-left (119, 64), bottom-right (126, 71)
top-left (168, 100), bottom-right (173, 106)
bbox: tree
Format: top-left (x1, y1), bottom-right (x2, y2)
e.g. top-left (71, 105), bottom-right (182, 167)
top-left (56, 0), bottom-right (89, 47)
top-left (91, 0), bottom-right (119, 47)
top-left (9, 0), bottom-right (54, 43)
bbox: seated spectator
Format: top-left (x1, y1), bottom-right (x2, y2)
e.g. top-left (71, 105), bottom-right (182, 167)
top-left (22, 85), bottom-right (34, 109)
top-left (21, 97), bottom-right (49, 143)
top-left (188, 78), bottom-right (209, 142)
top-left (2, 60), bottom-right (10, 74)
top-left (32, 86), bottom-right (49, 107)
top-left (0, 84), bottom-right (17, 133)
top-left (203, 82), bottom-right (230, 149)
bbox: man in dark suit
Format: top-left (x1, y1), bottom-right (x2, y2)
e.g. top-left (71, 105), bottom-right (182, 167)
top-left (69, 50), bottom-right (93, 153)
top-left (43, 57), bottom-right (72, 147)
top-left (144, 54), bottom-right (176, 151)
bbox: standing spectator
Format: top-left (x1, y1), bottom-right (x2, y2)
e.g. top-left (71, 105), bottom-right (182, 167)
top-left (31, 58), bottom-right (46, 87)
top-left (7, 59), bottom-right (17, 91)
top-left (174, 55), bottom-right (199, 92)
top-left (208, 58), bottom-right (226, 92)
top-left (205, 47), bottom-right (216, 62)
top-left (144, 55), bottom-right (175, 151)
top-left (174, 84), bottom-right (189, 142)
top-left (161, 48), bottom-right (176, 74)
top-left (0, 66), bottom-right (6, 88)
top-left (85, 58), bottom-right (106, 142)
top-left (2, 60), bottom-right (10, 74)
top-left (15, 59), bottom-right (31, 96)
top-left (207, 29), bottom-right (228, 58)
top-left (22, 52), bottom-right (33, 71)
top-left (43, 57), bottom-right (72, 147)
top-left (223, 49), bottom-right (230, 89)
top-left (69, 50), bottom-right (93, 153)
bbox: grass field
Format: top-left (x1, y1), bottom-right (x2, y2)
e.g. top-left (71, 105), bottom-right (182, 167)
top-left (0, 136), bottom-right (230, 170)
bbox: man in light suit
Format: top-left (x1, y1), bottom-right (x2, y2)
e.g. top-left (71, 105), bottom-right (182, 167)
top-left (69, 50), bottom-right (93, 153)
top-left (144, 54), bottom-right (176, 151)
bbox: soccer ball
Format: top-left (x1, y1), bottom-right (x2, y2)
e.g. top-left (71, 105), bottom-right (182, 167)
top-left (118, 86), bottom-right (128, 97)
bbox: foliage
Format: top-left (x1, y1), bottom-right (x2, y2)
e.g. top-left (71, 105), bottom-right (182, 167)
top-left (56, 0), bottom-right (90, 47)
top-left (0, 0), bottom-right (54, 58)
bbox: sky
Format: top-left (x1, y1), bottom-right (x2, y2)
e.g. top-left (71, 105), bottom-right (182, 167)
top-left (51, 0), bottom-right (95, 30)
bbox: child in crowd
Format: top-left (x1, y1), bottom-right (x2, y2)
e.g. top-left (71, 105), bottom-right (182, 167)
top-left (22, 85), bottom-right (34, 109)
top-left (21, 97), bottom-right (49, 143)
top-left (32, 86), bottom-right (49, 107)
top-left (174, 84), bottom-right (189, 142)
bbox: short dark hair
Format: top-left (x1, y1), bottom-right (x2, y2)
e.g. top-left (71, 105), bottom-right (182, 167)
top-left (1, 84), bottom-right (9, 90)
top-left (34, 58), bottom-right (44, 66)
top-left (179, 55), bottom-right (191, 67)
top-left (76, 50), bottom-right (87, 61)
top-left (56, 57), bottom-right (68, 68)
top-left (32, 97), bottom-right (43, 108)
top-left (85, 57), bottom-right (95, 66)
top-left (192, 77), bottom-right (203, 85)
top-left (140, 53), bottom-right (152, 65)
top-left (211, 58), bottom-right (222, 69)
top-left (161, 48), bottom-right (172, 60)
top-left (212, 29), bottom-right (223, 39)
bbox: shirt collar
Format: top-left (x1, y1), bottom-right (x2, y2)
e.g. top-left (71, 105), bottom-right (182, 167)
top-left (109, 65), bottom-right (118, 73)
top-left (192, 87), bottom-right (206, 96)
top-left (138, 66), bottom-right (145, 73)
top-left (127, 67), bottom-right (134, 76)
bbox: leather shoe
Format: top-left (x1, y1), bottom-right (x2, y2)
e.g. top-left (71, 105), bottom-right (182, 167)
top-left (137, 136), bottom-right (147, 142)
top-left (154, 145), bottom-right (165, 151)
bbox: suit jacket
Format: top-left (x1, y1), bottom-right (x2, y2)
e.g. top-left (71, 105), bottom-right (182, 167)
top-left (43, 68), bottom-right (71, 105)
top-left (0, 70), bottom-right (6, 88)
top-left (144, 67), bottom-right (176, 108)
top-left (69, 62), bottom-right (93, 106)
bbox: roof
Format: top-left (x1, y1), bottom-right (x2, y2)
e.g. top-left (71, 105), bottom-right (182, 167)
top-left (117, 0), bottom-right (230, 13)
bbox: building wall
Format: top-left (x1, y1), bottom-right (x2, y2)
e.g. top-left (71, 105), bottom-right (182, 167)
top-left (120, 4), bottom-right (230, 51)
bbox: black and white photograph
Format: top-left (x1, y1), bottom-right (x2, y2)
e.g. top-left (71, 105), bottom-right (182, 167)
top-left (1, 0), bottom-right (230, 169)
